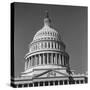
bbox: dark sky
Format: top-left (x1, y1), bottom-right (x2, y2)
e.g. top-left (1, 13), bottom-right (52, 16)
top-left (14, 2), bottom-right (88, 77)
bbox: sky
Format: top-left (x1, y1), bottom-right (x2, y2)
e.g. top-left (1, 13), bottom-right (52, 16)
top-left (14, 2), bottom-right (88, 77)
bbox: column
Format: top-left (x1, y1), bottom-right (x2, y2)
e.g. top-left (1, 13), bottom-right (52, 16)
top-left (67, 57), bottom-right (69, 66)
top-left (28, 59), bottom-right (30, 68)
top-left (43, 42), bottom-right (45, 49)
top-left (53, 42), bottom-right (55, 48)
top-left (28, 59), bottom-right (29, 68)
top-left (39, 54), bottom-right (41, 65)
top-left (58, 43), bottom-right (59, 49)
top-left (32, 56), bottom-right (33, 66)
top-left (53, 81), bottom-right (55, 85)
top-left (33, 56), bottom-right (35, 66)
top-left (34, 56), bottom-right (35, 66)
top-left (67, 59), bottom-right (69, 66)
top-left (57, 54), bottom-right (59, 64)
top-left (61, 55), bottom-right (62, 65)
top-left (47, 42), bottom-right (48, 48)
top-left (31, 56), bottom-right (33, 66)
top-left (62, 80), bottom-right (64, 85)
top-left (43, 53), bottom-right (45, 64)
top-left (47, 53), bottom-right (49, 64)
top-left (59, 45), bottom-right (60, 50)
top-left (59, 54), bottom-right (61, 65)
top-left (51, 53), bottom-right (53, 64)
top-left (67, 80), bottom-right (69, 84)
top-left (37, 55), bottom-right (39, 65)
top-left (54, 54), bottom-right (56, 64)
top-left (27, 59), bottom-right (29, 69)
top-left (50, 42), bottom-right (52, 48)
top-left (41, 54), bottom-right (43, 64)
top-left (41, 43), bottom-right (43, 49)
top-left (36, 55), bottom-right (38, 65)
top-left (64, 56), bottom-right (66, 66)
top-left (35, 55), bottom-right (37, 66)
top-left (26, 61), bottom-right (28, 69)
top-left (63, 55), bottom-right (65, 66)
top-left (62, 55), bottom-right (64, 66)
top-left (61, 55), bottom-right (63, 65)
top-left (32, 56), bottom-right (34, 66)
top-left (48, 53), bottom-right (50, 64)
top-left (55, 53), bottom-right (57, 64)
top-left (56, 43), bottom-right (58, 49)
top-left (25, 61), bottom-right (27, 70)
top-left (27, 59), bottom-right (29, 68)
top-left (65, 56), bottom-right (67, 66)
top-left (30, 57), bottom-right (32, 66)
top-left (56, 54), bottom-right (58, 64)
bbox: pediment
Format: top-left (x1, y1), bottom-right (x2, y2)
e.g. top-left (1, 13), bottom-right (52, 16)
top-left (33, 69), bottom-right (68, 79)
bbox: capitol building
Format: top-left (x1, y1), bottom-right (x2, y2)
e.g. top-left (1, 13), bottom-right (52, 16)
top-left (11, 11), bottom-right (87, 88)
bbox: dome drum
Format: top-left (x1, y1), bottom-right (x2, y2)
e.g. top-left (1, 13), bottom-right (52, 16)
top-left (29, 40), bottom-right (66, 53)
top-left (24, 52), bottom-right (69, 71)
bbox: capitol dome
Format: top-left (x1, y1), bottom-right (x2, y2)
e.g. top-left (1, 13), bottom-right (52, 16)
top-left (28, 12), bottom-right (65, 55)
top-left (22, 11), bottom-right (69, 77)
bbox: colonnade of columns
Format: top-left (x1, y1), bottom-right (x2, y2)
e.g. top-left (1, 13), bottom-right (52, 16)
top-left (30, 41), bottom-right (65, 53)
top-left (25, 53), bottom-right (69, 70)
